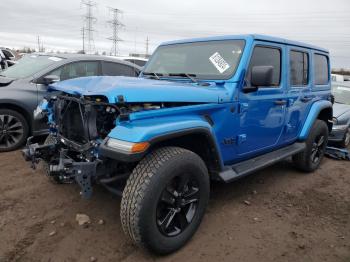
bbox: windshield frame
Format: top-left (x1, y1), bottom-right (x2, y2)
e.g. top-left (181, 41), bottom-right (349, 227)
top-left (142, 39), bottom-right (246, 81)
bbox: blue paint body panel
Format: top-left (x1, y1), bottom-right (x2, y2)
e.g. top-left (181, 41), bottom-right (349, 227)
top-left (48, 34), bottom-right (332, 169)
top-left (299, 100), bottom-right (333, 140)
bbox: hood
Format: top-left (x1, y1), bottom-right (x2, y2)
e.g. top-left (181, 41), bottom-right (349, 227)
top-left (333, 102), bottom-right (350, 118)
top-left (49, 76), bottom-right (230, 103)
top-left (0, 76), bottom-right (15, 87)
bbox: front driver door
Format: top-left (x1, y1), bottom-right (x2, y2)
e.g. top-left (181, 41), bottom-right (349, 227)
top-left (237, 43), bottom-right (286, 157)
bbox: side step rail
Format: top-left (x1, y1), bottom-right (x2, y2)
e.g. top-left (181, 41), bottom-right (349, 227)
top-left (218, 142), bottom-right (306, 183)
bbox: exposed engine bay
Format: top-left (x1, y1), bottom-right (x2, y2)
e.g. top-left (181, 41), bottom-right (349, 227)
top-left (23, 93), bottom-right (195, 198)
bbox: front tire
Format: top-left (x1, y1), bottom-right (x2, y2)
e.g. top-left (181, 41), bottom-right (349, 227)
top-left (293, 119), bottom-right (329, 172)
top-left (120, 147), bottom-right (210, 254)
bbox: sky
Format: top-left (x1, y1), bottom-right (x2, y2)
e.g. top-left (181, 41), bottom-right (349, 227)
top-left (0, 0), bottom-right (349, 68)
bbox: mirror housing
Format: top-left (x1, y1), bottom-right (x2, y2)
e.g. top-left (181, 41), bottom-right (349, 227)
top-left (43, 75), bottom-right (60, 85)
top-left (251, 65), bottom-right (274, 87)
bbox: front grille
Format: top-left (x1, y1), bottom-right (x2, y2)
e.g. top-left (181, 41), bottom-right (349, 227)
top-left (53, 95), bottom-right (117, 145)
top-left (59, 101), bottom-right (88, 144)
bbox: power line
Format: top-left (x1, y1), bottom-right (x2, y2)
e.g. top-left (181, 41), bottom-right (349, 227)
top-left (81, 0), bottom-right (97, 54)
top-left (107, 7), bottom-right (124, 56)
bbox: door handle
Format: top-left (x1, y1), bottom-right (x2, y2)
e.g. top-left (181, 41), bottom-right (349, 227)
top-left (274, 100), bottom-right (287, 106)
top-left (300, 96), bottom-right (312, 103)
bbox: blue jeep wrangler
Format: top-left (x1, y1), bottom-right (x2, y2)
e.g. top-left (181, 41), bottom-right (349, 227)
top-left (23, 34), bottom-right (333, 254)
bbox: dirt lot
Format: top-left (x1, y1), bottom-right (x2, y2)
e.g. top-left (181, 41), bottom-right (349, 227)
top-left (0, 148), bottom-right (349, 262)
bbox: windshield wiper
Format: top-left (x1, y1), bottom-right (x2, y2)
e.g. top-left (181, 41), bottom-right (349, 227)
top-left (168, 73), bottom-right (211, 86)
top-left (142, 72), bottom-right (163, 80)
top-left (168, 73), bottom-right (198, 83)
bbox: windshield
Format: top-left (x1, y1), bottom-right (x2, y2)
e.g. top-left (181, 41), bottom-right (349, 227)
top-left (332, 83), bottom-right (350, 105)
top-left (0, 55), bottom-right (64, 78)
top-left (143, 40), bottom-right (245, 80)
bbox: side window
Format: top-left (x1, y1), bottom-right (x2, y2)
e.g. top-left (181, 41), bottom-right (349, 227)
top-left (49, 61), bottom-right (100, 81)
top-left (248, 46), bottom-right (281, 87)
top-left (103, 62), bottom-right (137, 77)
top-left (290, 50), bottom-right (309, 86)
top-left (314, 54), bottom-right (329, 85)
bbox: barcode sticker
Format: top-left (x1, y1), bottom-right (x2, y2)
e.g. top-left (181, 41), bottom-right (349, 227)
top-left (209, 52), bottom-right (230, 74)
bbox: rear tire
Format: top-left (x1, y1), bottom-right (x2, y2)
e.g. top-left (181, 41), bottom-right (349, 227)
top-left (293, 120), bottom-right (328, 172)
top-left (0, 109), bottom-right (29, 152)
top-left (120, 146), bottom-right (210, 254)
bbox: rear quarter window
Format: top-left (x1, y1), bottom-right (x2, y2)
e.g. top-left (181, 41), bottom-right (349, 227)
top-left (314, 54), bottom-right (329, 85)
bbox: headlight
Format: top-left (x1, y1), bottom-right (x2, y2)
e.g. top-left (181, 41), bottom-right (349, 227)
top-left (106, 138), bottom-right (149, 154)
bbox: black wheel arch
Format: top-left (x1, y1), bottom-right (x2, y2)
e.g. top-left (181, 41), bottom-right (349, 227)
top-left (317, 106), bottom-right (333, 133)
top-left (148, 128), bottom-right (223, 174)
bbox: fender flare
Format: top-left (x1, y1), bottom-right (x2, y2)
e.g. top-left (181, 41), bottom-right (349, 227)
top-left (298, 100), bottom-right (333, 141)
top-left (148, 127), bottom-right (224, 170)
top-left (103, 116), bottom-right (224, 169)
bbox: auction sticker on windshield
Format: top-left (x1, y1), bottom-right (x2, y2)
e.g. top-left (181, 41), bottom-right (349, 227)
top-left (209, 52), bottom-right (230, 73)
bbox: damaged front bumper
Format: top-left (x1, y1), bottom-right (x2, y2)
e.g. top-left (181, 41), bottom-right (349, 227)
top-left (22, 137), bottom-right (100, 199)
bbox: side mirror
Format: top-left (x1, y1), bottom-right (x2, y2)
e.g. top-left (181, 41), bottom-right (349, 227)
top-left (242, 66), bottom-right (274, 93)
top-left (251, 65), bottom-right (274, 87)
top-left (43, 75), bottom-right (60, 85)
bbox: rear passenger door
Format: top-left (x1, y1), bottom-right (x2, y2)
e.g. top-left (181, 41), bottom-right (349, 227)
top-left (102, 62), bottom-right (139, 77)
top-left (283, 48), bottom-right (312, 143)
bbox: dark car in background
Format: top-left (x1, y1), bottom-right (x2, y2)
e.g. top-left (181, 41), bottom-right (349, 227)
top-left (0, 53), bottom-right (141, 152)
top-left (329, 82), bottom-right (350, 147)
top-left (0, 49), bottom-right (8, 71)
top-left (0, 47), bottom-right (17, 67)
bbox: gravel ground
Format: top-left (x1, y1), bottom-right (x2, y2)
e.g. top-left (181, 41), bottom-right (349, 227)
top-left (0, 148), bottom-right (349, 262)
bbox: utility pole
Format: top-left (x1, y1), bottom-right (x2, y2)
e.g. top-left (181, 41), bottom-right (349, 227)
top-left (107, 7), bottom-right (124, 56)
top-left (81, 0), bottom-right (97, 54)
top-left (81, 27), bottom-right (85, 53)
top-left (145, 36), bottom-right (149, 56)
top-left (37, 36), bottom-right (44, 52)
top-left (37, 36), bottom-right (41, 52)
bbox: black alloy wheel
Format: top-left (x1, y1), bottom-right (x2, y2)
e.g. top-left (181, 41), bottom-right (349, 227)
top-left (0, 110), bottom-right (28, 152)
top-left (292, 119), bottom-right (328, 172)
top-left (156, 174), bottom-right (200, 237)
top-left (310, 134), bottom-right (326, 164)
